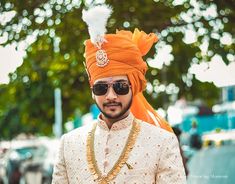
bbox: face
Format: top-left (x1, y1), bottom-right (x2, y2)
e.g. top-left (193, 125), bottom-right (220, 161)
top-left (92, 75), bottom-right (132, 120)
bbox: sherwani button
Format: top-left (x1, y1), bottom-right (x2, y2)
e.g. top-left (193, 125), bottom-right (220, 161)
top-left (103, 160), bottom-right (109, 167)
top-left (104, 147), bottom-right (110, 154)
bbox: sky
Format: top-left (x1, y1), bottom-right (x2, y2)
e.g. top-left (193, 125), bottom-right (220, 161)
top-left (0, 45), bottom-right (25, 84)
top-left (147, 39), bottom-right (235, 88)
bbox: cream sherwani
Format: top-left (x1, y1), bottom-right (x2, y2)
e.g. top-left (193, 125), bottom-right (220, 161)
top-left (52, 113), bottom-right (186, 184)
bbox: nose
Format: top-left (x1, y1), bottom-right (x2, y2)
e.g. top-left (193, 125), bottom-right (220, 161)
top-left (105, 86), bottom-right (117, 100)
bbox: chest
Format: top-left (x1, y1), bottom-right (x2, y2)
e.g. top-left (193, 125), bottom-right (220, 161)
top-left (63, 130), bottom-right (161, 183)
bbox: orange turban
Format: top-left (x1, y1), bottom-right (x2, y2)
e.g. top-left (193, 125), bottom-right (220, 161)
top-left (84, 28), bottom-right (172, 132)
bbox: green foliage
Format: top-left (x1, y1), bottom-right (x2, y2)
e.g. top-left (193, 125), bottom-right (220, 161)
top-left (1, 0), bottom-right (233, 139)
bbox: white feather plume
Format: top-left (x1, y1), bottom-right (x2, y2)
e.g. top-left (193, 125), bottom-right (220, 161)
top-left (82, 5), bottom-right (112, 47)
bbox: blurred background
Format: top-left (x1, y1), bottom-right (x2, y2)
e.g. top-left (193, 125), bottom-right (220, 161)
top-left (0, 0), bottom-right (235, 183)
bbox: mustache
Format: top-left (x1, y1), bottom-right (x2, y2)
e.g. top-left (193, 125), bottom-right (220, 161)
top-left (103, 102), bottom-right (122, 107)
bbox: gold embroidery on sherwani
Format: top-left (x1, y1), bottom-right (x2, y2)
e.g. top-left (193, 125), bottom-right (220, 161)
top-left (86, 119), bottom-right (141, 184)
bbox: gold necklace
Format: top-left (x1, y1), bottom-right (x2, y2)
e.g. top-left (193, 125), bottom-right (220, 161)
top-left (86, 119), bottom-right (141, 184)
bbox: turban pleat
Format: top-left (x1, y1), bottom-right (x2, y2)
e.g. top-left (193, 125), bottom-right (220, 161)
top-left (128, 72), bottom-right (173, 132)
top-left (131, 92), bottom-right (173, 132)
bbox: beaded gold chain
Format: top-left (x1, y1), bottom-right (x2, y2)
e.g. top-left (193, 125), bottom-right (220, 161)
top-left (86, 119), bottom-right (141, 184)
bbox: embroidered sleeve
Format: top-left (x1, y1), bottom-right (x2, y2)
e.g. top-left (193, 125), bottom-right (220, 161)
top-left (52, 135), bottom-right (69, 184)
top-left (156, 134), bottom-right (187, 184)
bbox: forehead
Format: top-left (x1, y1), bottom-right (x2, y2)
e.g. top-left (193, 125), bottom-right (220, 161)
top-left (94, 75), bottom-right (128, 83)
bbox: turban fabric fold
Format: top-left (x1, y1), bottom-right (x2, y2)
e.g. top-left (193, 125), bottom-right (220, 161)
top-left (85, 28), bottom-right (173, 132)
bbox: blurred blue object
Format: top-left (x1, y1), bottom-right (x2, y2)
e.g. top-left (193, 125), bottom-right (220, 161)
top-left (180, 112), bottom-right (235, 134)
top-left (73, 109), bottom-right (82, 128)
top-left (0, 138), bottom-right (59, 184)
top-left (90, 104), bottom-right (100, 119)
top-left (3, 144), bottom-right (39, 184)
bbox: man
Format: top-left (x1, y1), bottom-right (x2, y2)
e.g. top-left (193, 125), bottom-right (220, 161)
top-left (189, 120), bottom-right (202, 150)
top-left (52, 5), bottom-right (186, 184)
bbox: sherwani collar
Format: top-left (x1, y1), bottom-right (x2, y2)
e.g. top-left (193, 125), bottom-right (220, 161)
top-left (97, 112), bottom-right (134, 131)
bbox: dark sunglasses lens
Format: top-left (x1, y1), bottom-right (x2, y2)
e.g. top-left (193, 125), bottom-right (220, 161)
top-left (113, 82), bottom-right (129, 95)
top-left (93, 84), bottom-right (108, 96)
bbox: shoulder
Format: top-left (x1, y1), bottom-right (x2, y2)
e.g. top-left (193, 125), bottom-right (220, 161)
top-left (137, 119), bottom-right (176, 142)
top-left (62, 121), bottom-right (95, 141)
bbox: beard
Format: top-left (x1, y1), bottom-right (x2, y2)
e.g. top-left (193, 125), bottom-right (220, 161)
top-left (96, 96), bottom-right (133, 120)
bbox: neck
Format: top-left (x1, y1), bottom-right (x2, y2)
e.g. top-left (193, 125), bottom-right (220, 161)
top-left (101, 111), bottom-right (130, 129)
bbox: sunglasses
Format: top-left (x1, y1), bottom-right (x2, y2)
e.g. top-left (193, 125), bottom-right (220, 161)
top-left (92, 81), bottom-right (131, 96)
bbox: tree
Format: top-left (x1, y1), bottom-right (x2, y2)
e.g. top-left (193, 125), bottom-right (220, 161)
top-left (1, 0), bottom-right (234, 139)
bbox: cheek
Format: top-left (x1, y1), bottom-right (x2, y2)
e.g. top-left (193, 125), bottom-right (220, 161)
top-left (120, 93), bottom-right (132, 103)
top-left (94, 96), bottom-right (104, 104)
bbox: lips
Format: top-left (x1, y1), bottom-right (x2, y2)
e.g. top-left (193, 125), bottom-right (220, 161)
top-left (104, 103), bottom-right (121, 107)
top-left (105, 104), bottom-right (120, 107)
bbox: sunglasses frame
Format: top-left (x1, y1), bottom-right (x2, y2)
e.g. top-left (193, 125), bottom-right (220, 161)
top-left (92, 81), bottom-right (131, 96)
